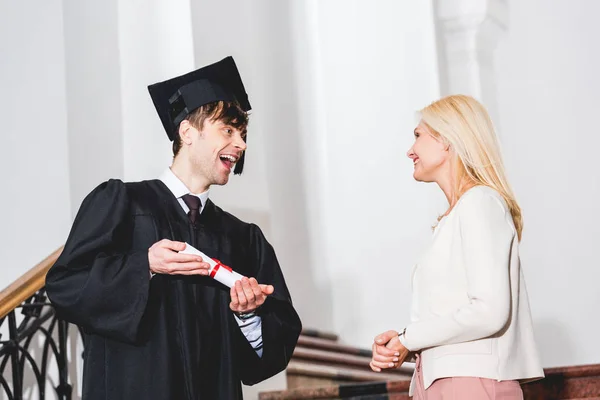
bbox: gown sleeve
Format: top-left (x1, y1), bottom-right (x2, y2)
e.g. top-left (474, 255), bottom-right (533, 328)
top-left (236, 224), bottom-right (302, 385)
top-left (45, 179), bottom-right (151, 344)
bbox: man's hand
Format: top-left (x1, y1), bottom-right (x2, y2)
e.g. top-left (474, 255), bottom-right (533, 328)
top-left (148, 239), bottom-right (210, 275)
top-left (370, 330), bottom-right (410, 372)
top-left (230, 277), bottom-right (274, 314)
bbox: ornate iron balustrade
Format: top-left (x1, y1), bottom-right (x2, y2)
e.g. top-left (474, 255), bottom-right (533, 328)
top-left (0, 248), bottom-right (80, 400)
top-left (0, 289), bottom-right (83, 400)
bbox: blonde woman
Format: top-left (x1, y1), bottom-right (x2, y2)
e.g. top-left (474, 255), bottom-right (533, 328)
top-left (370, 95), bottom-right (544, 399)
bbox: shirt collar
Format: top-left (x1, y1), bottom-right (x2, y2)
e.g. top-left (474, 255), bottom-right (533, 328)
top-left (158, 167), bottom-right (210, 207)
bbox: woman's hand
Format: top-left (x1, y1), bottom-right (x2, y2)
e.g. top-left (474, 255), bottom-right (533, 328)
top-left (370, 330), bottom-right (410, 372)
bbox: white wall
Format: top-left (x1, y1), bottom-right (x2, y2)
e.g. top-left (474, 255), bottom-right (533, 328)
top-left (62, 0), bottom-right (125, 213)
top-left (0, 0), bottom-right (71, 286)
top-left (496, 0), bottom-right (600, 366)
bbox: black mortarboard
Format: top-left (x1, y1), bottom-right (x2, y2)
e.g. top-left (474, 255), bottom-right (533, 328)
top-left (148, 56), bottom-right (251, 174)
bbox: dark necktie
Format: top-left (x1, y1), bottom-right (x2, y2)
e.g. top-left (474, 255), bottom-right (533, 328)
top-left (182, 194), bottom-right (201, 225)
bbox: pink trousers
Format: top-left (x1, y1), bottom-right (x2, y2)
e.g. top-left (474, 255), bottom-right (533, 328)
top-left (413, 355), bottom-right (524, 400)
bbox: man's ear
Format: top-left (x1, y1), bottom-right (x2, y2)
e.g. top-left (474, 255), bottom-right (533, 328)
top-left (179, 120), bottom-right (194, 145)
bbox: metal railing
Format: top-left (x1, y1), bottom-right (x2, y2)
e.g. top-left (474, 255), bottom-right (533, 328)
top-left (0, 247), bottom-right (82, 400)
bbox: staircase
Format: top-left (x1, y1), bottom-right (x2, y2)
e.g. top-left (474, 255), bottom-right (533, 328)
top-left (286, 329), bottom-right (413, 389)
top-left (258, 329), bottom-right (412, 400)
top-left (260, 330), bottom-right (600, 400)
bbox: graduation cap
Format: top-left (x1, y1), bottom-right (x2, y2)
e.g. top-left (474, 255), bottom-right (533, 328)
top-left (147, 56), bottom-right (251, 174)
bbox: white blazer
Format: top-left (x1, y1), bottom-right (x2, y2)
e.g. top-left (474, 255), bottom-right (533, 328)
top-left (402, 186), bottom-right (544, 394)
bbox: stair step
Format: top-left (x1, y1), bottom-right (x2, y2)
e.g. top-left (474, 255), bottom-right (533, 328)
top-left (297, 335), bottom-right (372, 357)
top-left (300, 329), bottom-right (339, 342)
top-left (287, 360), bottom-right (410, 383)
top-left (259, 381), bottom-right (411, 400)
top-left (292, 347), bottom-right (412, 376)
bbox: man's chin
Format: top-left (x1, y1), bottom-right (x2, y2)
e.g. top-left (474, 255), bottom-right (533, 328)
top-left (215, 175), bottom-right (230, 186)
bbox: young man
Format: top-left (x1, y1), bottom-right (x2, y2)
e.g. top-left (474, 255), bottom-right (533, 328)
top-left (46, 57), bottom-right (302, 400)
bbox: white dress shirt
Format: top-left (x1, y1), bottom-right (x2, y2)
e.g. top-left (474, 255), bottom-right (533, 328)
top-left (402, 186), bottom-right (544, 394)
top-left (158, 168), bottom-right (263, 357)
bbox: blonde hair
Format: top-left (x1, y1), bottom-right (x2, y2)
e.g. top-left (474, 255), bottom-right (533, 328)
top-left (420, 95), bottom-right (523, 240)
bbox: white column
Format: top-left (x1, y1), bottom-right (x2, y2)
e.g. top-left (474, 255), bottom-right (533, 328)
top-left (118, 0), bottom-right (196, 182)
top-left (433, 0), bottom-right (508, 123)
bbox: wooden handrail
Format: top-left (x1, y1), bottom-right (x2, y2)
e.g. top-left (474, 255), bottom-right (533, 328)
top-left (0, 246), bottom-right (63, 319)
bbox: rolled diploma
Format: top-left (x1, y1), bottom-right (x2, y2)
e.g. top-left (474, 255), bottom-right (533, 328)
top-left (179, 242), bottom-right (245, 288)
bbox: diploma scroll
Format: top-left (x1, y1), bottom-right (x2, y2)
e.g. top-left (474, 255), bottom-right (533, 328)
top-left (179, 243), bottom-right (245, 288)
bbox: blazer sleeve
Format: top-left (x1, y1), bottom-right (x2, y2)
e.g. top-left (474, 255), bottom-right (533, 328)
top-left (402, 190), bottom-right (515, 351)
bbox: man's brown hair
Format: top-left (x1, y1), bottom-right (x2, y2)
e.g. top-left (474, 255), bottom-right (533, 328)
top-left (172, 101), bottom-right (249, 156)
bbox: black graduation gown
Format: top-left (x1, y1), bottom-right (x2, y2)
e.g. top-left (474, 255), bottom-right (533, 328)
top-left (45, 179), bottom-right (302, 400)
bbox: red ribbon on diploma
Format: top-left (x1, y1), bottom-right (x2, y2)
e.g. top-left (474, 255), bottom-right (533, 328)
top-left (210, 259), bottom-right (232, 279)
